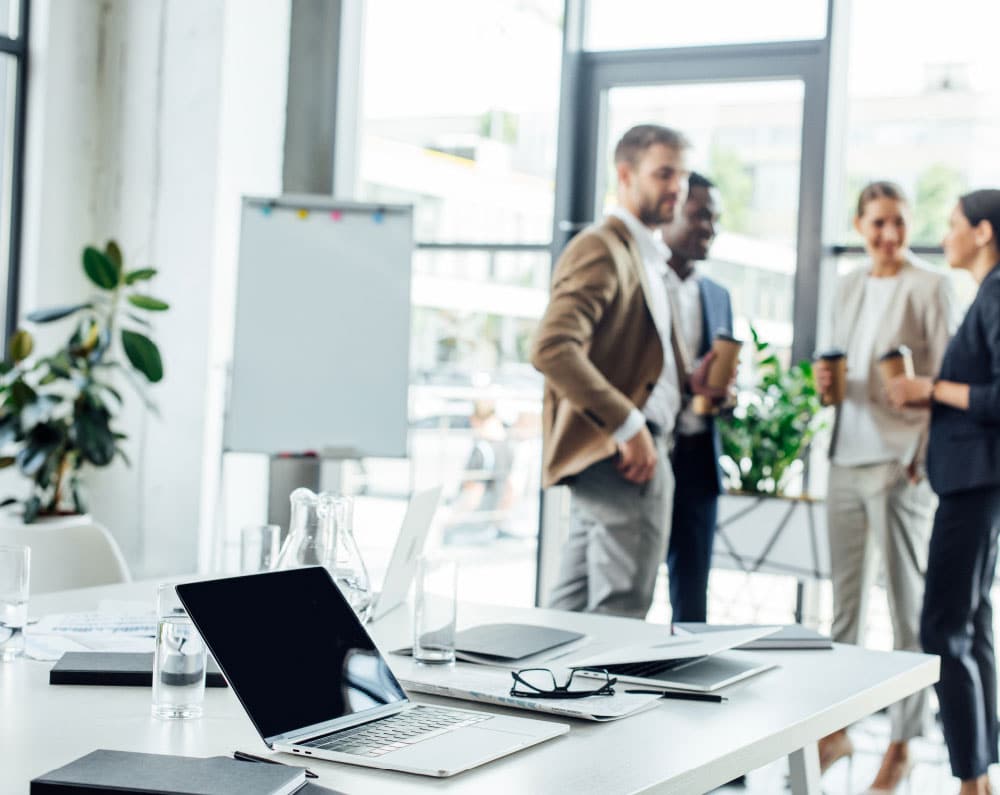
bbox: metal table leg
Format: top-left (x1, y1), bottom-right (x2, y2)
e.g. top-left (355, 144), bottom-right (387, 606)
top-left (788, 741), bottom-right (821, 794)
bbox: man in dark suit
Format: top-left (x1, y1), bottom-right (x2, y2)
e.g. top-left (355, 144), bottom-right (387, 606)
top-left (660, 172), bottom-right (733, 622)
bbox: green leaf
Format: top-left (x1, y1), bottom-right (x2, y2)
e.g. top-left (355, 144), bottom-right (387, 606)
top-left (121, 330), bottom-right (163, 383)
top-left (124, 268), bottom-right (157, 285)
top-left (126, 312), bottom-right (152, 328)
top-left (127, 294), bottom-right (169, 311)
top-left (23, 495), bottom-right (40, 523)
top-left (15, 423), bottom-right (64, 476)
top-left (105, 240), bottom-right (123, 269)
top-left (82, 246), bottom-right (120, 289)
top-left (9, 378), bottom-right (37, 409)
top-left (9, 329), bottom-right (32, 362)
top-left (74, 404), bottom-right (115, 466)
top-left (25, 303), bottom-right (91, 323)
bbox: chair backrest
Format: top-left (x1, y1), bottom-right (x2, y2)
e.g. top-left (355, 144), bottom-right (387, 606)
top-left (0, 519), bottom-right (132, 594)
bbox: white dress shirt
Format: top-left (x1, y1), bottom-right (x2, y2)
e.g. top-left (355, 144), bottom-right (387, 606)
top-left (833, 275), bottom-right (904, 466)
top-left (667, 266), bottom-right (708, 436)
top-left (607, 207), bottom-right (681, 443)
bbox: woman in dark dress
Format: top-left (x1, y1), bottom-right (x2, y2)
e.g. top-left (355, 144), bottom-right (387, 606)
top-left (888, 189), bottom-right (1000, 795)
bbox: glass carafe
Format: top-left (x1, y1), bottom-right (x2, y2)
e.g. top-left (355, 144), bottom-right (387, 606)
top-left (273, 488), bottom-right (323, 569)
top-left (317, 493), bottom-right (373, 623)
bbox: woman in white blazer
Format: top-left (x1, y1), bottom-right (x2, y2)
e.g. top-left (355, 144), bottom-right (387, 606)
top-left (814, 182), bottom-right (955, 793)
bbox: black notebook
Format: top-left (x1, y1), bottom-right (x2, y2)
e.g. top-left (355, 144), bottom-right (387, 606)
top-left (49, 652), bottom-right (228, 687)
top-left (452, 623), bottom-right (584, 662)
top-left (30, 749), bottom-right (305, 795)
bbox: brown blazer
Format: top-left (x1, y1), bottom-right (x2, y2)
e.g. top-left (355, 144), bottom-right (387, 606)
top-left (531, 216), bottom-right (664, 488)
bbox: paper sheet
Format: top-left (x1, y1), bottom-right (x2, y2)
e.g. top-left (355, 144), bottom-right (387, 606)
top-left (23, 603), bottom-right (157, 661)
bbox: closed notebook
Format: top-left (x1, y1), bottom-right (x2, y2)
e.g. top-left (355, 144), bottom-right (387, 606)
top-left (673, 623), bottom-right (833, 650)
top-left (395, 623), bottom-right (584, 664)
top-left (30, 749), bottom-right (305, 795)
top-left (49, 652), bottom-right (228, 687)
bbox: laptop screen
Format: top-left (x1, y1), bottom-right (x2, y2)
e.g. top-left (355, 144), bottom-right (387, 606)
top-left (176, 567), bottom-right (407, 741)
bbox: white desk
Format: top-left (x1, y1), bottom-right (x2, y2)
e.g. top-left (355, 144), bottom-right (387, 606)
top-left (3, 580), bottom-right (939, 794)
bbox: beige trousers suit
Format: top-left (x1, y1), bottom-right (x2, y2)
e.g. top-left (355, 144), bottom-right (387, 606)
top-left (824, 255), bottom-right (955, 741)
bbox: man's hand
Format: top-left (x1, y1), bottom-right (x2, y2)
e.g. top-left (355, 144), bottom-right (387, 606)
top-left (814, 359), bottom-right (833, 401)
top-left (616, 424), bottom-right (657, 484)
top-left (887, 375), bottom-right (934, 410)
top-left (689, 351), bottom-right (729, 404)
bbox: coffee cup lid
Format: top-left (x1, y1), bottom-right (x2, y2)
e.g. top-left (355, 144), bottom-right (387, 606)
top-left (815, 348), bottom-right (845, 360)
top-left (713, 331), bottom-right (742, 345)
top-left (878, 345), bottom-right (912, 362)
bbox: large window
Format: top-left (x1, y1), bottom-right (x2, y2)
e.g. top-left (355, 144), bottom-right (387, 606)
top-left (603, 80), bottom-right (804, 358)
top-left (840, 0), bottom-right (1000, 249)
top-left (584, 0), bottom-right (827, 51)
top-left (353, 0), bottom-right (563, 607)
top-left (0, 0), bottom-right (27, 349)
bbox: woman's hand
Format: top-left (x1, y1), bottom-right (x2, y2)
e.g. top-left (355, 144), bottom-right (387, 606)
top-left (887, 375), bottom-right (934, 409)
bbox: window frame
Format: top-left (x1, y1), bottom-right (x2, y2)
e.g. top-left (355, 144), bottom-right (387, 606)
top-left (0, 0), bottom-right (29, 351)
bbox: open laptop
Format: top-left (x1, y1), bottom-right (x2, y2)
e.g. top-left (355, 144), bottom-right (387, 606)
top-left (176, 568), bottom-right (568, 778)
top-left (369, 486), bottom-right (442, 622)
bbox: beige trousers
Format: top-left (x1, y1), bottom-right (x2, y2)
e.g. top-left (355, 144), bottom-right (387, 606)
top-left (827, 461), bottom-right (936, 741)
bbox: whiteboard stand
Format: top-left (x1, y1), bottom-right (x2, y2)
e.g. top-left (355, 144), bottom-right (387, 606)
top-left (266, 454), bottom-right (321, 538)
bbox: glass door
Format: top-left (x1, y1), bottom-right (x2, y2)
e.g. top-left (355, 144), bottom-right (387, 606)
top-left (538, 21), bottom-right (836, 603)
top-left (599, 79), bottom-right (805, 360)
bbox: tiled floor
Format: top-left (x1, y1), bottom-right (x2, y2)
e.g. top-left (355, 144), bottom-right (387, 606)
top-left (714, 710), bottom-right (957, 793)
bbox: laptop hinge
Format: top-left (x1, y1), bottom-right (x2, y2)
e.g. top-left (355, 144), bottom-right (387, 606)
top-left (267, 701), bottom-right (408, 747)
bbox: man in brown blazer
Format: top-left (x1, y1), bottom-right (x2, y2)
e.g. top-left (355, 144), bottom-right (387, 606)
top-left (531, 124), bottom-right (722, 618)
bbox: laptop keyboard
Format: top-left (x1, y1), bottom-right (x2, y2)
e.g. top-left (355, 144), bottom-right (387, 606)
top-left (301, 706), bottom-right (491, 758)
top-left (597, 655), bottom-right (706, 678)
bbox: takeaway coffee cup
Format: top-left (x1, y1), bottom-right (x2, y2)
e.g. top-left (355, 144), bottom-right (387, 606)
top-left (816, 349), bottom-right (847, 406)
top-left (693, 332), bottom-right (743, 416)
top-left (878, 345), bottom-right (915, 385)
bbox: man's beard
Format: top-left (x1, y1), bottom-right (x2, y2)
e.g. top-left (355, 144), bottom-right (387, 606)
top-left (637, 197), bottom-right (674, 227)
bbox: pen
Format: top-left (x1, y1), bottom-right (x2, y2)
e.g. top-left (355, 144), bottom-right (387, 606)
top-left (232, 750), bottom-right (318, 779)
top-left (625, 689), bottom-right (727, 703)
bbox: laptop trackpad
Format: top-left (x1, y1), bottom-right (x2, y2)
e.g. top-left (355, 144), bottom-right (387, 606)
top-left (384, 724), bottom-right (539, 773)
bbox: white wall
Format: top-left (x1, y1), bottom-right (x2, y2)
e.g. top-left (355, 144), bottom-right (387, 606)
top-left (19, 0), bottom-right (290, 577)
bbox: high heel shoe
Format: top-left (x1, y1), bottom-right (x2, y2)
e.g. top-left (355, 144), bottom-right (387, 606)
top-left (819, 731), bottom-right (855, 774)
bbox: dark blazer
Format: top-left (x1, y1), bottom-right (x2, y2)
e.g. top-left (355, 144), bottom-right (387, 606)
top-left (696, 275), bottom-right (734, 494)
top-left (928, 262), bottom-right (1000, 496)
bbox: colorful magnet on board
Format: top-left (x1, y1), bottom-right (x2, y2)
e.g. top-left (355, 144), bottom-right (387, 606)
top-left (331, 210), bottom-right (343, 221)
top-left (373, 208), bottom-right (385, 224)
top-left (297, 209), bottom-right (309, 220)
top-left (261, 203), bottom-right (273, 216)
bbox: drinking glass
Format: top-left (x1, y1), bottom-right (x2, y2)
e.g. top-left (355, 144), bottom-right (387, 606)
top-left (151, 583), bottom-right (206, 719)
top-left (0, 545), bottom-right (30, 662)
top-left (240, 524), bottom-right (281, 573)
top-left (413, 557), bottom-right (457, 664)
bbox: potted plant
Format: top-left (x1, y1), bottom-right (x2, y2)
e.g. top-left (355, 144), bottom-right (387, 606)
top-left (718, 327), bottom-right (825, 496)
top-left (0, 241), bottom-right (168, 522)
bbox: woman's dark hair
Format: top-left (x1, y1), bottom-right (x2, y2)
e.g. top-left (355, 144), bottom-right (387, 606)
top-left (856, 181), bottom-right (907, 218)
top-left (959, 189), bottom-right (1000, 248)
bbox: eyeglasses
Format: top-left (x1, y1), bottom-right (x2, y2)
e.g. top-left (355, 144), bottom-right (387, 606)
top-left (509, 667), bottom-right (616, 699)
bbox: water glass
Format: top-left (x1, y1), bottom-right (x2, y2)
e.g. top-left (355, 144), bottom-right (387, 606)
top-left (240, 524), bottom-right (281, 573)
top-left (152, 583), bottom-right (206, 719)
top-left (0, 545), bottom-right (30, 662)
top-left (413, 557), bottom-right (457, 664)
